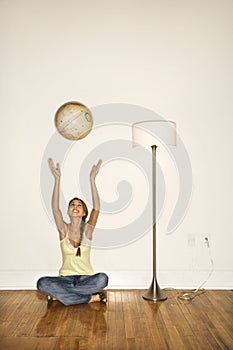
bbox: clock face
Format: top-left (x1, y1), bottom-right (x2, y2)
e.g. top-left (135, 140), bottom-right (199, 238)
top-left (55, 101), bottom-right (93, 140)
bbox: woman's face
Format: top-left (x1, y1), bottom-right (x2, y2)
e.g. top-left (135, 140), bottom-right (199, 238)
top-left (68, 199), bottom-right (86, 219)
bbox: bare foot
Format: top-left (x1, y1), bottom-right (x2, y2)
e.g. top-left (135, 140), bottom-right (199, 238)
top-left (88, 294), bottom-right (100, 303)
top-left (88, 292), bottom-right (107, 304)
top-left (47, 295), bottom-right (57, 302)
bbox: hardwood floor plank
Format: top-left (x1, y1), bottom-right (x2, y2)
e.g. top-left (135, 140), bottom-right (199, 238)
top-left (207, 324), bottom-right (233, 350)
top-left (121, 292), bottom-right (134, 339)
top-left (53, 337), bottom-right (81, 350)
top-left (32, 301), bottom-right (65, 337)
top-left (0, 292), bottom-right (30, 336)
top-left (13, 293), bottom-right (45, 337)
top-left (141, 300), bottom-right (171, 349)
top-left (206, 291), bottom-right (233, 334)
top-left (0, 290), bottom-right (232, 349)
top-left (119, 291), bottom-right (158, 349)
top-left (106, 291), bottom-right (117, 350)
top-left (177, 298), bottom-right (222, 349)
top-left (0, 336), bottom-right (58, 350)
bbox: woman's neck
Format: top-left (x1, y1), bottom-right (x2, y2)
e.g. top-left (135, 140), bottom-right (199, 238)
top-left (69, 217), bottom-right (82, 228)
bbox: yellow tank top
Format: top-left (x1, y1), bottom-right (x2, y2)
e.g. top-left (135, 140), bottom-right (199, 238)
top-left (59, 233), bottom-right (94, 276)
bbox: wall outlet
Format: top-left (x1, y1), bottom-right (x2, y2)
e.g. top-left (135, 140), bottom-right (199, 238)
top-left (188, 234), bottom-right (195, 247)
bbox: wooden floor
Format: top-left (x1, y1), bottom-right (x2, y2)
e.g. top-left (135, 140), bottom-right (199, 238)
top-left (0, 290), bottom-right (232, 350)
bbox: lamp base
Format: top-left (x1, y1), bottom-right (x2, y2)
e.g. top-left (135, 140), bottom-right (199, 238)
top-left (142, 277), bottom-right (167, 302)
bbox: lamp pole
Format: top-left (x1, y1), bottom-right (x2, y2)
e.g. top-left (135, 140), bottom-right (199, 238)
top-left (142, 145), bottom-right (167, 302)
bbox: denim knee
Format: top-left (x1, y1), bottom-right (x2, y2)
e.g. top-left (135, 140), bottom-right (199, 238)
top-left (96, 272), bottom-right (108, 289)
top-left (37, 276), bottom-right (49, 292)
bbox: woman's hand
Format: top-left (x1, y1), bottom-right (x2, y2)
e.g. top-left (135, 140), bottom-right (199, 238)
top-left (90, 160), bottom-right (102, 182)
top-left (48, 158), bottom-right (61, 179)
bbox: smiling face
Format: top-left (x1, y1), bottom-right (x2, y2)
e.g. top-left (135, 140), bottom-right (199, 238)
top-left (68, 198), bottom-right (87, 220)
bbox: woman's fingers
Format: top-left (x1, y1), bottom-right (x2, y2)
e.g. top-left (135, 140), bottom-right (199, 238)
top-left (48, 158), bottom-right (55, 170)
top-left (90, 160), bottom-right (102, 179)
top-left (48, 158), bottom-right (60, 176)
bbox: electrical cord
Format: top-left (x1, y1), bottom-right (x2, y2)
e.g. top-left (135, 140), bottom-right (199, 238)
top-left (178, 236), bottom-right (214, 301)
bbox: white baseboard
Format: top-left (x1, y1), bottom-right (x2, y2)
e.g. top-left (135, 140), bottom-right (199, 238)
top-left (0, 269), bottom-right (232, 290)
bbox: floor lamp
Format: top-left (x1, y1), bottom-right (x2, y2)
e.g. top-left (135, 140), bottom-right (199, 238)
top-left (132, 120), bottom-right (176, 302)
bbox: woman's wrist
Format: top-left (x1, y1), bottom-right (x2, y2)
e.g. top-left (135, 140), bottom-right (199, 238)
top-left (90, 177), bottom-right (96, 184)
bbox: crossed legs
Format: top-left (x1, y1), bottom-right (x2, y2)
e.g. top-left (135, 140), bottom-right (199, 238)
top-left (37, 273), bottom-right (108, 306)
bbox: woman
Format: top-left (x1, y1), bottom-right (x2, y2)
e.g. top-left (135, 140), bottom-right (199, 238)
top-left (37, 158), bottom-right (108, 306)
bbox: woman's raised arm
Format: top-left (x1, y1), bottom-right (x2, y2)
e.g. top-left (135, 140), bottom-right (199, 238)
top-left (87, 160), bottom-right (102, 229)
top-left (48, 158), bottom-right (67, 239)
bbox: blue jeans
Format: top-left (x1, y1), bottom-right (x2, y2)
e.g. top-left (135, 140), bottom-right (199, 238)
top-left (37, 273), bottom-right (108, 306)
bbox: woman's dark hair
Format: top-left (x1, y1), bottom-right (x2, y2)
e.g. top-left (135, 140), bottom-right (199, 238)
top-left (68, 197), bottom-right (88, 221)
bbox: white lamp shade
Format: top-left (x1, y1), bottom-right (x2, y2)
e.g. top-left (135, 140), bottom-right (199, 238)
top-left (132, 120), bottom-right (176, 148)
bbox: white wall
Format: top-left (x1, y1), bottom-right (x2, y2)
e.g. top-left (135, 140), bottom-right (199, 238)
top-left (1, 0), bottom-right (233, 289)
